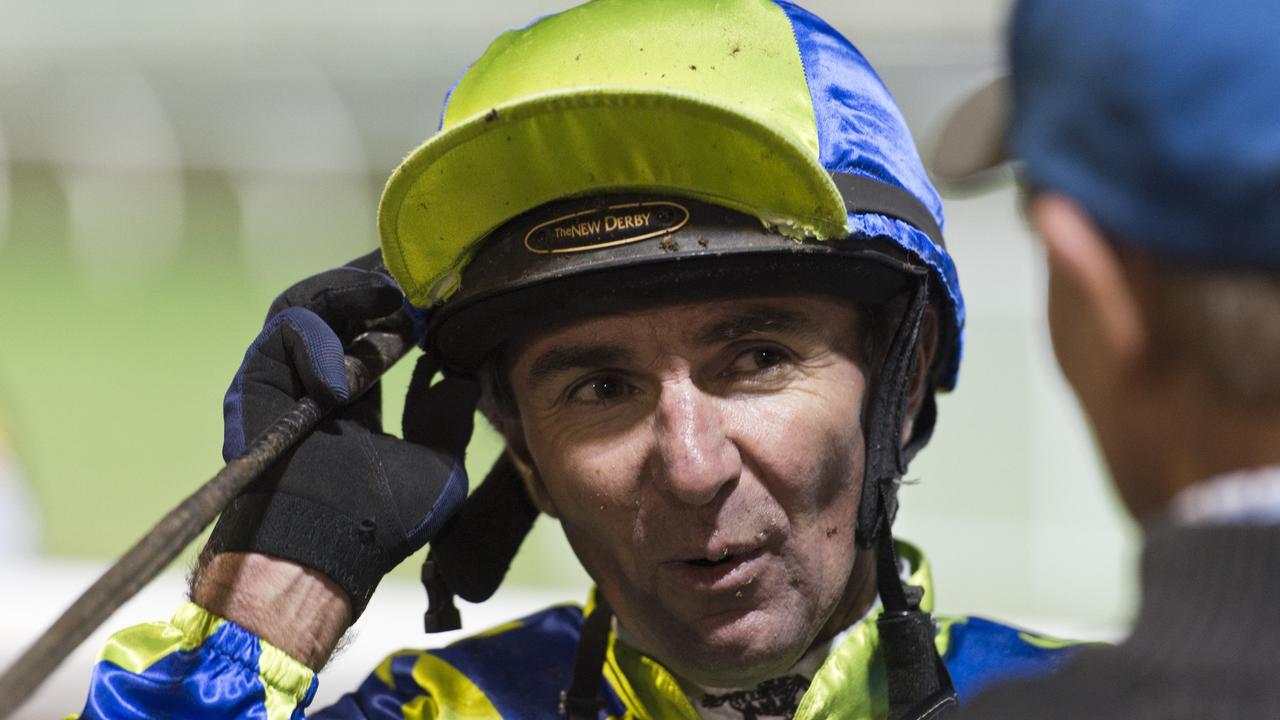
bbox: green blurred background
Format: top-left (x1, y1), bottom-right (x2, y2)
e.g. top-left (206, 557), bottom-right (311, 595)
top-left (0, 0), bottom-right (1137, 631)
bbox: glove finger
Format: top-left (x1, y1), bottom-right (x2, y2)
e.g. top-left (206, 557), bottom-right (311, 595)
top-left (343, 249), bottom-right (430, 346)
top-left (267, 268), bottom-right (405, 343)
top-left (269, 250), bottom-right (387, 315)
top-left (223, 307), bottom-right (350, 460)
top-left (404, 370), bottom-right (481, 457)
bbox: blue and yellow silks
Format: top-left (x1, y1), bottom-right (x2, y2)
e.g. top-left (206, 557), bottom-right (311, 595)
top-left (72, 543), bottom-right (1081, 719)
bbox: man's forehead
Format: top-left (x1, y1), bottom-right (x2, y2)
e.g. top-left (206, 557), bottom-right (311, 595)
top-left (510, 294), bottom-right (855, 376)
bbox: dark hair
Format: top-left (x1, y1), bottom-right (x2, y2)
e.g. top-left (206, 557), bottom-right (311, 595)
top-left (477, 344), bottom-right (519, 430)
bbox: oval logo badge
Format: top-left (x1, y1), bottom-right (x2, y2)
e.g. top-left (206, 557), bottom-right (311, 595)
top-left (524, 201), bottom-right (690, 254)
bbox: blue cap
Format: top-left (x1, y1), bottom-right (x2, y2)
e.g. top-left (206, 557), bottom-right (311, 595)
top-left (1008, 0), bottom-right (1280, 268)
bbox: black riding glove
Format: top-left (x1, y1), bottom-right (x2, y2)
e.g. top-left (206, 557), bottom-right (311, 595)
top-left (207, 251), bottom-right (478, 620)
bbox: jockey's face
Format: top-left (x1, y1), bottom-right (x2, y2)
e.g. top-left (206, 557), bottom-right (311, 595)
top-left (505, 293), bottom-right (877, 688)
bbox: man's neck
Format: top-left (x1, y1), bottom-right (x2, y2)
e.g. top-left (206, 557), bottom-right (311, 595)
top-left (1122, 385), bottom-right (1280, 521)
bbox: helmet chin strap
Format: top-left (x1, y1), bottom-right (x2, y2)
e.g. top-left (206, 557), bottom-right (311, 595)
top-left (420, 453), bottom-right (538, 632)
top-left (874, 523), bottom-right (958, 720)
top-left (861, 280), bottom-right (958, 720)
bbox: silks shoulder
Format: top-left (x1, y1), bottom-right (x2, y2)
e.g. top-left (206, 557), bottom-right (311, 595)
top-left (71, 542), bottom-right (1084, 719)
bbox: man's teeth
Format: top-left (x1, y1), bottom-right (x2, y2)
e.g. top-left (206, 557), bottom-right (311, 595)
top-left (688, 554), bottom-right (733, 567)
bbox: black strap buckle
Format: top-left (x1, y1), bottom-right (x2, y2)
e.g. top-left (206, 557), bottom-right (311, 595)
top-left (559, 689), bottom-right (604, 720)
top-left (421, 556), bottom-right (461, 633)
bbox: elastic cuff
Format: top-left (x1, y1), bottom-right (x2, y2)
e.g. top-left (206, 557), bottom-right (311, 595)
top-left (181, 602), bottom-right (318, 707)
top-left (257, 638), bottom-right (320, 710)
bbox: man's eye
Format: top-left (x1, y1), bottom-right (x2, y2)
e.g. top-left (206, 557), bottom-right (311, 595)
top-left (728, 346), bottom-right (790, 375)
top-left (567, 375), bottom-right (634, 403)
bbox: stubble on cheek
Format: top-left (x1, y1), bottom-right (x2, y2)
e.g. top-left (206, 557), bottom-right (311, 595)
top-left (815, 427), bottom-right (864, 516)
top-left (784, 427), bottom-right (865, 625)
top-left (542, 444), bottom-right (655, 605)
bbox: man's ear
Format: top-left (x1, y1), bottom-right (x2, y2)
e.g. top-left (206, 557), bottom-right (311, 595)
top-left (1030, 194), bottom-right (1147, 394)
top-left (495, 420), bottom-right (559, 518)
top-left (900, 304), bottom-right (939, 443)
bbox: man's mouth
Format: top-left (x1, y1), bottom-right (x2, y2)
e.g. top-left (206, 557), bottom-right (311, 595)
top-left (666, 546), bottom-right (768, 592)
top-left (684, 545), bottom-right (758, 567)
top-left (686, 556), bottom-right (734, 568)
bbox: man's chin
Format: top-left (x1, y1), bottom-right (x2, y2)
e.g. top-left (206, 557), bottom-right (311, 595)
top-left (641, 608), bottom-right (813, 688)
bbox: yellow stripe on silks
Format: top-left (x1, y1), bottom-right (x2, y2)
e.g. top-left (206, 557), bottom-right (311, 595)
top-left (607, 633), bottom-right (699, 720)
top-left (374, 649), bottom-right (425, 689)
top-left (402, 694), bottom-right (440, 719)
top-left (96, 602), bottom-right (226, 674)
top-left (406, 652), bottom-right (502, 720)
top-left (258, 638), bottom-right (316, 720)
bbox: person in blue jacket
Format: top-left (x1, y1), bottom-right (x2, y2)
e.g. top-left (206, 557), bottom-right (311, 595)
top-left (933, 0), bottom-right (1280, 717)
top-left (72, 2), bottom-right (1083, 719)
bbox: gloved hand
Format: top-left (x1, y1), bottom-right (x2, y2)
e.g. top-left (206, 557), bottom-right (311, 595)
top-left (206, 251), bottom-right (477, 620)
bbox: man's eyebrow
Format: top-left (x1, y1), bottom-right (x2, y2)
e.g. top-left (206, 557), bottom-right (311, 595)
top-left (525, 344), bottom-right (635, 388)
top-left (694, 308), bottom-right (824, 345)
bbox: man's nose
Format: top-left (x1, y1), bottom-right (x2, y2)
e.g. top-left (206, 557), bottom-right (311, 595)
top-left (652, 378), bottom-right (741, 506)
